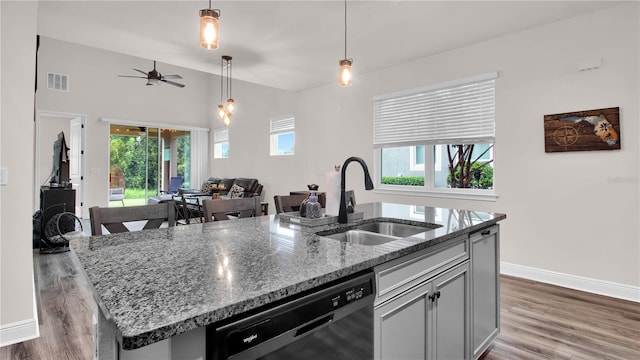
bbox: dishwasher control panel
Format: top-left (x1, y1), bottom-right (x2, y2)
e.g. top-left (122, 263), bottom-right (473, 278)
top-left (332, 283), bottom-right (369, 308)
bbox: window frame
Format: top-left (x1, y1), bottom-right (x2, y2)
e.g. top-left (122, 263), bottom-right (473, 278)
top-left (213, 128), bottom-right (229, 159)
top-left (374, 145), bottom-right (497, 201)
top-left (372, 73), bottom-right (498, 201)
top-left (270, 114), bottom-right (295, 156)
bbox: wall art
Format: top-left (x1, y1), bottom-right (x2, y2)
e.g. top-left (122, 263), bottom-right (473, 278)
top-left (544, 107), bottom-right (620, 153)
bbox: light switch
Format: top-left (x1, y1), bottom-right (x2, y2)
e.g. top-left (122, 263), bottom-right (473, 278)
top-left (0, 168), bottom-right (7, 186)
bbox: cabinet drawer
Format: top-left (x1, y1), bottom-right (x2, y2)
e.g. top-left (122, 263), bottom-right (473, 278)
top-left (469, 225), bottom-right (498, 244)
top-left (374, 235), bottom-right (468, 305)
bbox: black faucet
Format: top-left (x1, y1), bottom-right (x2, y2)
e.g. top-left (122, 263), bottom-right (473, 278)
top-left (338, 157), bottom-right (374, 223)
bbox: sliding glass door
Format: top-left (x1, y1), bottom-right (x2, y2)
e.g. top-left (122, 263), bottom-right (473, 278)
top-left (109, 124), bottom-right (191, 206)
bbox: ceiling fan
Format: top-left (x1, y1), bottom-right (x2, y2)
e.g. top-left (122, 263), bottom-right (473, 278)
top-left (118, 61), bottom-right (185, 88)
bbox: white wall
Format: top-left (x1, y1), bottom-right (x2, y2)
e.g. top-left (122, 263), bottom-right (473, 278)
top-left (36, 37), bottom-right (298, 217)
top-left (208, 79), bottom-right (298, 204)
top-left (0, 0), bottom-right (39, 345)
top-left (226, 3), bottom-right (640, 291)
top-left (36, 37), bottom-right (215, 216)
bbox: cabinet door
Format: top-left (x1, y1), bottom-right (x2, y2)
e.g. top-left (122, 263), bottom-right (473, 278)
top-left (431, 262), bottom-right (470, 360)
top-left (374, 281), bottom-right (431, 360)
top-left (471, 225), bottom-right (500, 359)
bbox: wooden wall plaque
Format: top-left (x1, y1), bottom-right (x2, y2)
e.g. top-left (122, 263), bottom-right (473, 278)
top-left (544, 107), bottom-right (621, 153)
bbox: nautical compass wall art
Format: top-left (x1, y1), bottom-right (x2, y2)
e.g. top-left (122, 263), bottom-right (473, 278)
top-left (544, 107), bottom-right (621, 153)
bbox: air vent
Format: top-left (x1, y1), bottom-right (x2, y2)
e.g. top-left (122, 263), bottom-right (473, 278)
top-left (47, 72), bottom-right (69, 91)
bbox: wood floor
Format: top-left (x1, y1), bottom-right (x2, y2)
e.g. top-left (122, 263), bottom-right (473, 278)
top-left (1, 252), bottom-right (638, 360)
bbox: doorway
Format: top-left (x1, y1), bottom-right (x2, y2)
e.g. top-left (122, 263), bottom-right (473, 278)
top-left (109, 124), bottom-right (192, 206)
top-left (35, 111), bottom-right (85, 218)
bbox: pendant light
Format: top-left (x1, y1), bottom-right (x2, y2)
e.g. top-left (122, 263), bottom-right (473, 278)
top-left (217, 55), bottom-right (235, 126)
top-left (200, 0), bottom-right (220, 50)
top-left (339, 0), bottom-right (352, 87)
top-left (226, 56), bottom-right (235, 114)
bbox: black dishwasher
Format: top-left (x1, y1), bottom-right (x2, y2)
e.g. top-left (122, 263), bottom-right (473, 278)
top-left (207, 271), bottom-right (375, 360)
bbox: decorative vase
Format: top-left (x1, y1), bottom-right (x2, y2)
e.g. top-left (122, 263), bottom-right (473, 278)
top-left (299, 183), bottom-right (319, 217)
top-left (305, 190), bottom-right (322, 219)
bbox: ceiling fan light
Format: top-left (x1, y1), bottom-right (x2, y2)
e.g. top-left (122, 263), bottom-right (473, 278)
top-left (339, 59), bottom-right (353, 87)
top-left (226, 98), bottom-right (235, 113)
top-left (200, 9), bottom-right (219, 50)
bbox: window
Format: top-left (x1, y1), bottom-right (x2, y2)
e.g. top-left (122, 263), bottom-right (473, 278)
top-left (374, 72), bottom-right (497, 198)
top-left (213, 128), bottom-right (229, 159)
top-left (409, 145), bottom-right (425, 171)
top-left (270, 115), bottom-right (295, 156)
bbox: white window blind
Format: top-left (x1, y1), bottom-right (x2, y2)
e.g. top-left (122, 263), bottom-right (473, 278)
top-left (214, 128), bottom-right (228, 142)
top-left (270, 115), bottom-right (295, 134)
top-left (373, 72), bottom-right (497, 147)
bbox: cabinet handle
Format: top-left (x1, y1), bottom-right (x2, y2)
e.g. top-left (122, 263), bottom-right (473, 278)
top-left (481, 230), bottom-right (491, 236)
top-left (428, 291), bottom-right (441, 302)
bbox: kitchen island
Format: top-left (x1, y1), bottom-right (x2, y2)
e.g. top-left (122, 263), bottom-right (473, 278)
top-left (70, 202), bottom-right (505, 359)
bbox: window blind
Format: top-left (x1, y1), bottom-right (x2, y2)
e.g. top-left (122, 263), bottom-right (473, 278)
top-left (270, 115), bottom-right (295, 134)
top-left (214, 128), bottom-right (228, 142)
top-left (373, 72), bottom-right (497, 147)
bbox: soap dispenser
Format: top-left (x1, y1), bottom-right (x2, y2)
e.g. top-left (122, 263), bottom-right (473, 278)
top-left (305, 190), bottom-right (322, 219)
top-left (300, 183), bottom-right (319, 217)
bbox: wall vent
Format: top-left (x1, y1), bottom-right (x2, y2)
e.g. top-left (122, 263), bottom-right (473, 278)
top-left (47, 72), bottom-right (69, 91)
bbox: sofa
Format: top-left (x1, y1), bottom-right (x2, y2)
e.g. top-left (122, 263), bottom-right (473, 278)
top-left (181, 177), bottom-right (263, 198)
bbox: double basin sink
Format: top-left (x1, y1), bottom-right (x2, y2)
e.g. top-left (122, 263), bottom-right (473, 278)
top-left (315, 218), bottom-right (441, 246)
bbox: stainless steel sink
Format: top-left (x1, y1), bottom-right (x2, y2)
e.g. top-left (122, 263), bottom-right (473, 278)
top-left (323, 229), bottom-right (401, 245)
top-left (354, 222), bottom-right (426, 238)
top-left (316, 219), bottom-right (441, 246)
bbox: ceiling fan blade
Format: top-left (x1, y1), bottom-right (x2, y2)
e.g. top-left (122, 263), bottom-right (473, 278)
top-left (162, 79), bottom-right (185, 88)
top-left (118, 75), bottom-right (147, 79)
top-left (163, 74), bottom-right (183, 79)
top-left (133, 68), bottom-right (148, 75)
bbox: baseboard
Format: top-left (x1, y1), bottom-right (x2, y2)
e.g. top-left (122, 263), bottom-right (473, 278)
top-left (0, 274), bottom-right (40, 347)
top-left (501, 261), bottom-right (640, 303)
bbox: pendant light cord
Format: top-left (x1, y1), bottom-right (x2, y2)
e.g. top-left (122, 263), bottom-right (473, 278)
top-left (220, 57), bottom-right (223, 104)
top-left (344, 0), bottom-right (348, 59)
top-left (226, 59), bottom-right (229, 99)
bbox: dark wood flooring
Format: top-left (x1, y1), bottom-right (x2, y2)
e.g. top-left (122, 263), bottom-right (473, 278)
top-left (1, 252), bottom-right (638, 360)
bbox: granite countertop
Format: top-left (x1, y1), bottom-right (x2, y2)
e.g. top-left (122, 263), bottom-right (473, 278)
top-left (70, 202), bottom-right (505, 350)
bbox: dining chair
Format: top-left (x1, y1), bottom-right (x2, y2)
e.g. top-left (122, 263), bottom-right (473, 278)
top-left (273, 194), bottom-right (308, 214)
top-left (89, 201), bottom-right (176, 235)
top-left (201, 197), bottom-right (261, 222)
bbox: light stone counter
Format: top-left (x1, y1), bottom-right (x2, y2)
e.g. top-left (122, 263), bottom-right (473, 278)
top-left (70, 202), bottom-right (505, 353)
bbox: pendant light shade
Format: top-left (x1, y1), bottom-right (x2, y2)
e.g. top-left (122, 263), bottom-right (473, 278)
top-left (199, 1), bottom-right (220, 50)
top-left (217, 104), bottom-right (225, 120)
top-left (226, 98), bottom-right (235, 114)
top-left (339, 59), bottom-right (353, 87)
top-left (339, 0), bottom-right (352, 87)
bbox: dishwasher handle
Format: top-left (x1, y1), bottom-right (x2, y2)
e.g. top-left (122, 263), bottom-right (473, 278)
top-left (294, 314), bottom-right (334, 337)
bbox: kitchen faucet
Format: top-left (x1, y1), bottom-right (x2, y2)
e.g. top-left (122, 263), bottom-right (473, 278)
top-left (338, 157), bottom-right (374, 223)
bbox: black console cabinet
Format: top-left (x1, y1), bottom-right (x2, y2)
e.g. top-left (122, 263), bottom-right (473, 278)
top-left (36, 186), bottom-right (76, 249)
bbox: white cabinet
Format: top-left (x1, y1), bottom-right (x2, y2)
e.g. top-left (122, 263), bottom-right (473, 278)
top-left (470, 225), bottom-right (500, 359)
top-left (373, 236), bottom-right (470, 360)
top-left (374, 261), bottom-right (470, 360)
top-left (432, 262), bottom-right (470, 360)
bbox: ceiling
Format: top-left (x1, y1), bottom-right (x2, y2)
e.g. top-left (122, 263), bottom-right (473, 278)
top-left (36, 1), bottom-right (622, 92)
